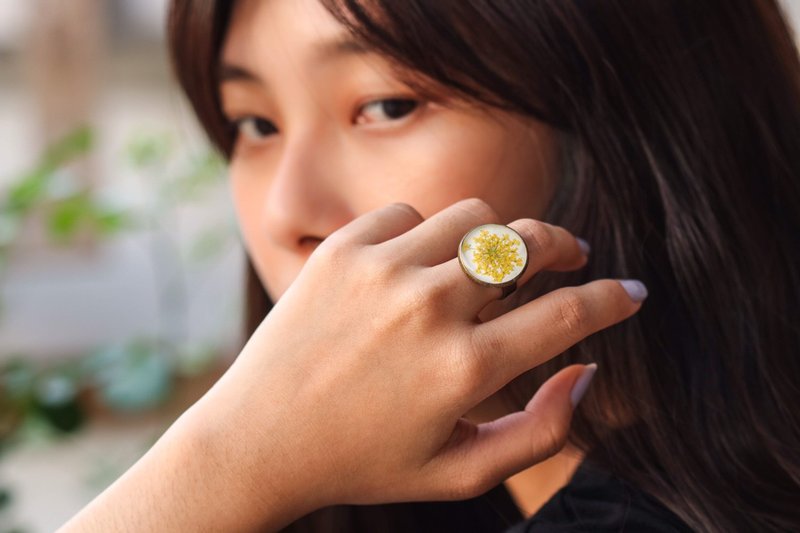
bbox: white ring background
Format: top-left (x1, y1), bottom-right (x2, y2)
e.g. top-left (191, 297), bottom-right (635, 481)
top-left (458, 224), bottom-right (528, 286)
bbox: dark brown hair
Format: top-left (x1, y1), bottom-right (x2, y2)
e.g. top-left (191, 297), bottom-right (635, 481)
top-left (168, 1), bottom-right (800, 531)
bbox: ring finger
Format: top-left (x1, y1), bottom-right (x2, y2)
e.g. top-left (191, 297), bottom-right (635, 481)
top-left (428, 218), bottom-right (589, 317)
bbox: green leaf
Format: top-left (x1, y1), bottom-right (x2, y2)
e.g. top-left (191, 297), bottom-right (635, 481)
top-left (86, 340), bottom-right (174, 413)
top-left (126, 132), bottom-right (173, 169)
top-left (1, 358), bottom-right (37, 401)
top-left (33, 373), bottom-right (84, 434)
top-left (0, 486), bottom-right (11, 509)
top-left (46, 194), bottom-right (92, 241)
top-left (169, 150), bottom-right (226, 200)
top-left (4, 126), bottom-right (93, 215)
top-left (41, 125), bottom-right (94, 170)
top-left (6, 170), bottom-right (49, 213)
top-left (90, 208), bottom-right (130, 235)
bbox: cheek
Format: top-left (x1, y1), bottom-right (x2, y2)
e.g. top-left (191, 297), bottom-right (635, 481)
top-left (426, 120), bottom-right (558, 222)
top-left (479, 128), bottom-right (559, 222)
top-left (349, 121), bottom-right (557, 222)
top-left (229, 160), bottom-right (264, 252)
top-left (228, 158), bottom-right (284, 294)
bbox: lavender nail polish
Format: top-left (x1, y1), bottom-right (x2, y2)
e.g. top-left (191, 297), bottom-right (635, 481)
top-left (576, 237), bottom-right (591, 256)
top-left (570, 363), bottom-right (597, 407)
top-left (619, 279), bottom-right (648, 303)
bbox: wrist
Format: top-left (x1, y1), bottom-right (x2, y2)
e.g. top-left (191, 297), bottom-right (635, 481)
top-left (183, 391), bottom-right (324, 530)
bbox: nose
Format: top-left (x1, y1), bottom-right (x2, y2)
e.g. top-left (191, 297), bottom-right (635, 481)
top-left (261, 128), bottom-right (355, 255)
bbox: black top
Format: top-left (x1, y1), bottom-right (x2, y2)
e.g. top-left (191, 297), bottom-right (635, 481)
top-left (279, 460), bottom-right (694, 532)
top-left (504, 460), bottom-right (694, 532)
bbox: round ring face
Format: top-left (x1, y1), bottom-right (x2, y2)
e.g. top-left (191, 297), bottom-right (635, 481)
top-left (458, 224), bottom-right (528, 287)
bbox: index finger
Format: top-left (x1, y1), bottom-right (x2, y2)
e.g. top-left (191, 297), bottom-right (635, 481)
top-left (460, 278), bottom-right (646, 407)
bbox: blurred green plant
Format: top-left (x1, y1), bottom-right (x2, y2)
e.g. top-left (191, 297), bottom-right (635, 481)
top-left (0, 127), bottom-right (123, 528)
top-left (0, 124), bottom-right (237, 444)
top-left (0, 127), bottom-right (129, 288)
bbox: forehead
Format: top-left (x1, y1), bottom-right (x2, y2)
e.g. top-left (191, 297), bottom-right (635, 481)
top-left (222, 0), bottom-right (357, 66)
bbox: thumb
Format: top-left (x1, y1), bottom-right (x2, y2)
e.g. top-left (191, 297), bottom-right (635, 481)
top-left (432, 363), bottom-right (597, 500)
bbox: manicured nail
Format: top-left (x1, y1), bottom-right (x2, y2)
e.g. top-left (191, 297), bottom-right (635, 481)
top-left (576, 237), bottom-right (591, 256)
top-left (570, 363), bottom-right (597, 407)
top-left (618, 279), bottom-right (648, 303)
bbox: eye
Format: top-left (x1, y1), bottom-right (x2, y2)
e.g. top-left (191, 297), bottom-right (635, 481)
top-left (232, 116), bottom-right (277, 142)
top-left (356, 98), bottom-right (421, 125)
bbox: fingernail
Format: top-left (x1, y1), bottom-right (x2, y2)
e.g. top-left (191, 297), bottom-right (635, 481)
top-left (576, 237), bottom-right (591, 256)
top-left (570, 363), bottom-right (597, 408)
top-left (618, 279), bottom-right (648, 303)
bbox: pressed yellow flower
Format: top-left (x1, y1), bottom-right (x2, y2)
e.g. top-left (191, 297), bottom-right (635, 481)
top-left (472, 229), bottom-right (524, 282)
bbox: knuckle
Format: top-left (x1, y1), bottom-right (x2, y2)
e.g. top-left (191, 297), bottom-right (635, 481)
top-left (519, 219), bottom-right (556, 258)
top-left (419, 278), bottom-right (453, 315)
top-left (461, 358), bottom-right (489, 396)
top-left (388, 202), bottom-right (423, 221)
top-left (313, 234), bottom-right (354, 265)
top-left (469, 326), bottom-right (506, 360)
top-left (358, 261), bottom-right (413, 304)
top-left (418, 270), bottom-right (449, 298)
top-left (382, 275), bottom-right (448, 333)
top-left (555, 291), bottom-right (591, 337)
top-left (535, 423), bottom-right (568, 461)
top-left (450, 467), bottom-right (495, 500)
top-left (455, 197), bottom-right (497, 222)
top-left (365, 247), bottom-right (405, 279)
top-left (317, 228), bottom-right (352, 252)
top-left (394, 281), bottom-right (431, 318)
top-left (462, 330), bottom-right (503, 390)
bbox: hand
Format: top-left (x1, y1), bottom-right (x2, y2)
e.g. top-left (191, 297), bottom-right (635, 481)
top-left (190, 198), bottom-right (643, 526)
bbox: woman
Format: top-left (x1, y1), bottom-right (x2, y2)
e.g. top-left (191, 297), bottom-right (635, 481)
top-left (60, 0), bottom-right (800, 531)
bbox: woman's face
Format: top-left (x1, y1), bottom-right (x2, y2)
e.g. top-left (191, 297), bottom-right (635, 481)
top-left (220, 0), bottom-right (561, 301)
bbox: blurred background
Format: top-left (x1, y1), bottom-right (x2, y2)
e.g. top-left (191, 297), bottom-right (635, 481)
top-left (1, 1), bottom-right (800, 531)
top-left (0, 1), bottom-right (244, 531)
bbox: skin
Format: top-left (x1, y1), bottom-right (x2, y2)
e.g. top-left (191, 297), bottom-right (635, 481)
top-left (58, 0), bottom-right (646, 530)
top-left (220, 0), bottom-right (559, 300)
top-left (219, 0), bottom-right (576, 514)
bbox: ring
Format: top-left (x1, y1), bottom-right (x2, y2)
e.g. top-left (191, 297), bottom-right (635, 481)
top-left (457, 223), bottom-right (528, 299)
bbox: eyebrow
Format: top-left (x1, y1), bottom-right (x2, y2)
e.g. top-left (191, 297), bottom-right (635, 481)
top-left (316, 36), bottom-right (371, 60)
top-left (218, 63), bottom-right (261, 84)
top-left (218, 36), bottom-right (372, 84)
